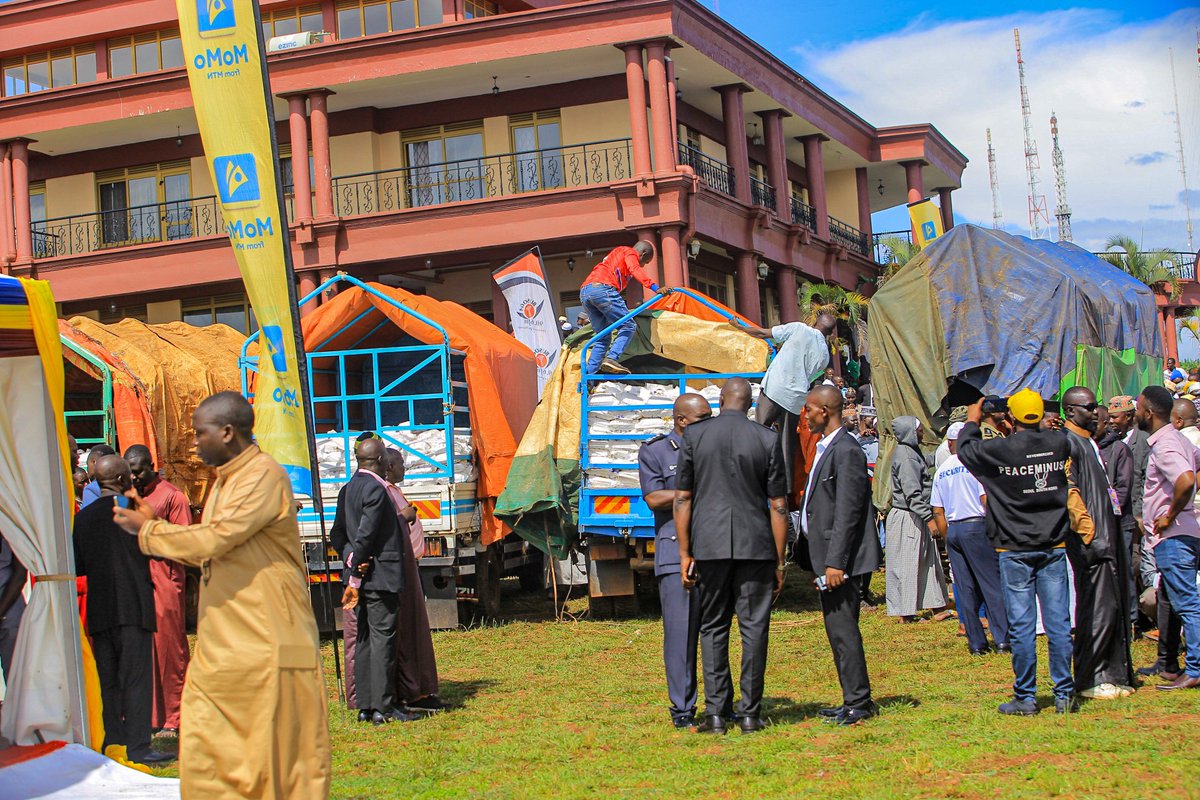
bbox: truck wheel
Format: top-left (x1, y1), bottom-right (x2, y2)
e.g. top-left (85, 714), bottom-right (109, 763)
top-left (477, 542), bottom-right (503, 619)
top-left (517, 547), bottom-right (544, 592)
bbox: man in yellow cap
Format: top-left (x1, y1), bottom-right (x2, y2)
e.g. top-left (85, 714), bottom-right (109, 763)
top-left (957, 389), bottom-right (1076, 715)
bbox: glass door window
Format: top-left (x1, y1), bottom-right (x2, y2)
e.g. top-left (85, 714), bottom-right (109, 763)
top-left (98, 166), bottom-right (191, 246)
top-left (30, 188), bottom-right (49, 258)
top-left (163, 172), bottom-right (192, 240)
top-left (404, 129), bottom-right (483, 207)
top-left (511, 115), bottom-right (562, 192)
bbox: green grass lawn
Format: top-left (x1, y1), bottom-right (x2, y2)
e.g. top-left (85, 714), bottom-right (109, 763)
top-left (155, 576), bottom-right (1200, 799)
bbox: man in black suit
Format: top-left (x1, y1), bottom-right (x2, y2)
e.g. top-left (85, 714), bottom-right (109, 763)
top-left (332, 436), bottom-right (412, 725)
top-left (675, 378), bottom-right (789, 735)
top-left (73, 455), bottom-right (171, 765)
top-left (801, 385), bottom-right (883, 726)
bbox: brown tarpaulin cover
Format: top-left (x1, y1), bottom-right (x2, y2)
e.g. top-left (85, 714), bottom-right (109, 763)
top-left (297, 283), bottom-right (539, 546)
top-left (66, 318), bottom-right (245, 507)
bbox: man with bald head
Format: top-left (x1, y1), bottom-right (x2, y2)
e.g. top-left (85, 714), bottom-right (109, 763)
top-left (675, 378), bottom-right (788, 734)
top-left (330, 434), bottom-right (412, 726)
top-left (74, 454), bottom-right (164, 765)
top-left (639, 393), bottom-right (712, 728)
top-left (114, 391), bottom-right (329, 795)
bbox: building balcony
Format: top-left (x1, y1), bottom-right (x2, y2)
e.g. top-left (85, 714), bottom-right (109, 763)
top-left (331, 139), bottom-right (633, 217)
top-left (679, 143), bottom-right (733, 197)
top-left (789, 195), bottom-right (816, 231)
top-left (35, 196), bottom-right (227, 258)
top-left (829, 215), bottom-right (869, 257)
top-left (749, 175), bottom-right (776, 212)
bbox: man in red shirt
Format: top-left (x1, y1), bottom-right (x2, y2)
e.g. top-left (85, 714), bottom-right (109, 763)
top-left (125, 444), bottom-right (193, 736)
top-left (580, 240), bottom-right (661, 375)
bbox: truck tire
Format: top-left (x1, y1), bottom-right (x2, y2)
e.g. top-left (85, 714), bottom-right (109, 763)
top-left (517, 547), bottom-right (544, 592)
top-left (477, 541), bottom-right (503, 619)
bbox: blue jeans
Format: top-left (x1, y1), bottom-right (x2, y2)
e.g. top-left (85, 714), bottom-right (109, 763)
top-left (1154, 536), bottom-right (1200, 678)
top-left (580, 283), bottom-right (635, 374)
top-left (998, 548), bottom-right (1074, 701)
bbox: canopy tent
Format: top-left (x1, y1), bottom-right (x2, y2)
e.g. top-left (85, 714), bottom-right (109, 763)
top-left (292, 279), bottom-right (539, 546)
top-left (0, 276), bottom-right (87, 746)
top-left (65, 318), bottom-right (245, 507)
top-left (866, 223), bottom-right (1163, 507)
top-left (495, 289), bottom-right (768, 557)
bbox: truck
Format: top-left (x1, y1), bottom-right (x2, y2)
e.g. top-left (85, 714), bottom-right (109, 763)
top-left (577, 288), bottom-right (771, 614)
top-left (240, 273), bottom-right (541, 631)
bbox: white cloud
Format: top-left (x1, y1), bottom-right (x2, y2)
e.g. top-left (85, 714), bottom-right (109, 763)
top-left (794, 9), bottom-right (1200, 252)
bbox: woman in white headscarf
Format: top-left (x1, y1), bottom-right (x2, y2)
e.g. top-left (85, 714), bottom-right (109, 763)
top-left (886, 416), bottom-right (949, 621)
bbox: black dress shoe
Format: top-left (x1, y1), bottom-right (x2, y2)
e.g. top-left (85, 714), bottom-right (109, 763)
top-left (387, 706), bottom-right (424, 722)
top-left (994, 643), bottom-right (1012, 654)
top-left (405, 695), bottom-right (447, 713)
top-left (672, 714), bottom-right (697, 729)
top-left (370, 710), bottom-right (392, 726)
top-left (695, 715), bottom-right (727, 734)
top-left (834, 705), bottom-right (877, 726)
top-left (357, 710), bottom-right (370, 723)
top-left (969, 646), bottom-right (991, 656)
top-left (817, 706), bottom-right (844, 719)
top-left (130, 750), bottom-right (176, 765)
top-left (739, 716), bottom-right (767, 734)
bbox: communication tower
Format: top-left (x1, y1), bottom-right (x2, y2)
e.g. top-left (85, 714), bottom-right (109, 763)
top-left (1014, 29), bottom-right (1049, 239)
top-left (1050, 112), bottom-right (1072, 242)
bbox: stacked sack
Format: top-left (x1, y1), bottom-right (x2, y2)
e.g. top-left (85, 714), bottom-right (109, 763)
top-left (315, 428), bottom-right (476, 487)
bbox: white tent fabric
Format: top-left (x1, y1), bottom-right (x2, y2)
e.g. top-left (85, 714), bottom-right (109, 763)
top-left (0, 744), bottom-right (179, 798)
top-left (0, 355), bottom-right (86, 745)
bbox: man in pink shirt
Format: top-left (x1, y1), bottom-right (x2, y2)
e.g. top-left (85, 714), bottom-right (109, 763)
top-left (125, 444), bottom-right (192, 735)
top-left (1136, 386), bottom-right (1200, 691)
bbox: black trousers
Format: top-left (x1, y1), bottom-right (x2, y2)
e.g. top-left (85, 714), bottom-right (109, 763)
top-left (696, 559), bottom-right (775, 719)
top-left (946, 518), bottom-right (1010, 651)
top-left (658, 573), bottom-right (700, 720)
top-left (356, 590), bottom-right (400, 712)
top-left (92, 624), bottom-right (153, 758)
top-left (820, 575), bottom-right (873, 711)
top-left (755, 393), bottom-right (800, 496)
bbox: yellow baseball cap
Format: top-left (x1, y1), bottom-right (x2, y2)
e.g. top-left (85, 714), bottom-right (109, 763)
top-left (1008, 388), bottom-right (1045, 424)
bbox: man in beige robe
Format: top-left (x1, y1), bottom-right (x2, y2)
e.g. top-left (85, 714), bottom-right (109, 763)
top-left (115, 391), bottom-right (331, 799)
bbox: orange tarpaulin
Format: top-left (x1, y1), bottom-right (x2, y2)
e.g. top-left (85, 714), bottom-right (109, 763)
top-left (298, 283), bottom-right (539, 545)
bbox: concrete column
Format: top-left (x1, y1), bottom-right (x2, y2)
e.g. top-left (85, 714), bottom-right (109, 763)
top-left (645, 42), bottom-right (676, 173)
top-left (309, 90), bottom-right (335, 218)
top-left (491, 276), bottom-right (510, 332)
top-left (799, 135), bottom-right (829, 240)
top-left (299, 272), bottom-right (319, 317)
top-left (10, 140), bottom-right (32, 263)
top-left (937, 186), bottom-right (955, 230)
top-left (759, 110), bottom-right (789, 217)
top-left (659, 226), bottom-right (685, 288)
top-left (285, 94), bottom-right (313, 222)
top-left (718, 84), bottom-right (751, 204)
top-left (1166, 307), bottom-right (1179, 362)
top-left (665, 56), bottom-right (678, 136)
top-left (622, 45), bottom-right (652, 177)
top-left (441, 0), bottom-right (461, 23)
top-left (734, 251), bottom-right (761, 325)
top-left (637, 228), bottom-right (661, 286)
top-left (855, 167), bottom-right (873, 241)
top-left (0, 144), bottom-right (12, 264)
top-left (94, 40), bottom-right (109, 80)
top-left (318, 268), bottom-right (338, 302)
top-left (901, 160), bottom-right (926, 204)
top-left (776, 266), bottom-right (797, 323)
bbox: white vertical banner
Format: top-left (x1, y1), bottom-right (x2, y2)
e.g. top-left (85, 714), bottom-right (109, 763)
top-left (493, 247), bottom-right (561, 396)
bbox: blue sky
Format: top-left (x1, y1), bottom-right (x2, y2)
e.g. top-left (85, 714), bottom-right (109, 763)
top-left (705, 0), bottom-right (1200, 251)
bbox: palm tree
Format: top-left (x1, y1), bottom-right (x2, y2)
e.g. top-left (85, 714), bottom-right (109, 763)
top-left (875, 235), bottom-right (922, 285)
top-left (1100, 235), bottom-right (1181, 300)
top-left (797, 281), bottom-right (869, 327)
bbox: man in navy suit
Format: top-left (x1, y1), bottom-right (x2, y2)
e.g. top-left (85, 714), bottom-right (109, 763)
top-left (801, 385), bottom-right (883, 726)
top-left (639, 393), bottom-right (712, 729)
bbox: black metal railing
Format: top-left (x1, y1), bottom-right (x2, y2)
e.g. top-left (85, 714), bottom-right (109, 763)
top-left (873, 229), bottom-right (914, 265)
top-left (750, 176), bottom-right (776, 211)
top-left (830, 216), bottom-right (868, 256)
top-left (331, 139), bottom-right (632, 217)
top-left (790, 195), bottom-right (815, 231)
top-left (1093, 250), bottom-right (1198, 282)
top-left (34, 196), bottom-right (228, 258)
top-left (678, 143), bottom-right (734, 196)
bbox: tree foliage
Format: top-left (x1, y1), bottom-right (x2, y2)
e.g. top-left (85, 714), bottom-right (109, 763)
top-left (1100, 235), bottom-right (1181, 300)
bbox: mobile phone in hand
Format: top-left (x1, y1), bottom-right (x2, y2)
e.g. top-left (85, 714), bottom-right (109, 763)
top-left (813, 575), bottom-right (828, 592)
top-left (686, 562), bottom-right (697, 581)
top-left (114, 495), bottom-right (130, 509)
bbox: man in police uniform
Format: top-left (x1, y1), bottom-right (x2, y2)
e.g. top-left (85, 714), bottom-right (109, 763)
top-left (639, 393), bottom-right (712, 728)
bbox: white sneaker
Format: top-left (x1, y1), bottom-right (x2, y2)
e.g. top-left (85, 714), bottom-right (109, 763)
top-left (1080, 683), bottom-right (1123, 699)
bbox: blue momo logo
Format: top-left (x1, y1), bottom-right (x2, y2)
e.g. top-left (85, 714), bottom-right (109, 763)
top-left (197, 0), bottom-right (236, 35)
top-left (262, 325), bottom-right (289, 373)
top-left (922, 221), bottom-right (938, 241)
top-left (213, 154), bottom-right (260, 207)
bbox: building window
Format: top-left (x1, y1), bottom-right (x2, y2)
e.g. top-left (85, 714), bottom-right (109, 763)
top-left (335, 0), bottom-right (443, 38)
top-left (688, 264), bottom-right (728, 306)
top-left (262, 5), bottom-right (324, 40)
top-left (402, 123), bottom-right (485, 207)
top-left (183, 294), bottom-right (256, 334)
top-left (30, 183), bottom-right (49, 258)
top-left (99, 303), bottom-right (148, 324)
top-left (280, 149), bottom-right (315, 219)
top-left (463, 300), bottom-right (494, 323)
top-left (684, 126), bottom-right (701, 151)
top-left (509, 111), bottom-right (563, 192)
top-left (3, 46), bottom-right (97, 96)
top-left (96, 162), bottom-right (191, 246)
top-left (464, 0), bottom-right (499, 18)
top-left (108, 30), bottom-right (184, 78)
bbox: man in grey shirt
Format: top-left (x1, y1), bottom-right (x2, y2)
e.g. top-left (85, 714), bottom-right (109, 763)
top-left (746, 314), bottom-right (836, 493)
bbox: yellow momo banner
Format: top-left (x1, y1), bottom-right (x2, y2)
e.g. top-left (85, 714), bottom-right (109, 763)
top-left (908, 198), bottom-right (945, 249)
top-left (177, 0), bottom-right (313, 494)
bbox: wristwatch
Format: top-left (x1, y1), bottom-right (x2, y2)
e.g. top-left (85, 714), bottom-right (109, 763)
top-left (775, 563), bottom-right (787, 573)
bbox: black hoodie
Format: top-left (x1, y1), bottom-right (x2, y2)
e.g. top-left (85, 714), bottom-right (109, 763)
top-left (957, 421), bottom-right (1070, 551)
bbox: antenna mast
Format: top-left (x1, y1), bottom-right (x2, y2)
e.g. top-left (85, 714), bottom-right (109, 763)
top-left (987, 128), bottom-right (1003, 229)
top-left (1014, 28), bottom-right (1049, 239)
top-left (1050, 112), bottom-right (1072, 242)
top-left (1170, 47), bottom-right (1194, 252)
